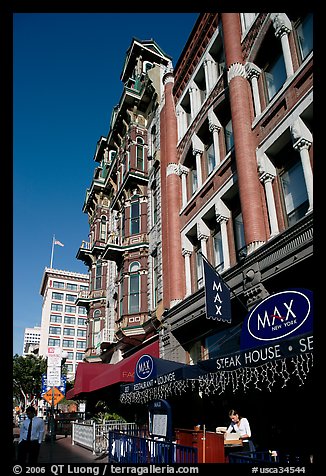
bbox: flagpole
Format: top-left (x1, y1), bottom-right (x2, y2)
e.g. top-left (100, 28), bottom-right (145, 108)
top-left (199, 251), bottom-right (248, 313)
top-left (50, 235), bottom-right (55, 268)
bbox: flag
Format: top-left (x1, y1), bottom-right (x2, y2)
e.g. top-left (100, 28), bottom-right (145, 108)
top-left (54, 239), bottom-right (64, 247)
top-left (202, 256), bottom-right (231, 323)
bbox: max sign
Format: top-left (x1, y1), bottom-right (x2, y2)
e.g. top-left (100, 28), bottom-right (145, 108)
top-left (240, 288), bottom-right (313, 350)
top-left (134, 354), bottom-right (156, 383)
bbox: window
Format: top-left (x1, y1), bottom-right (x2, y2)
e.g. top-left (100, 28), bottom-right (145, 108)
top-left (65, 305), bottom-right (76, 313)
top-left (65, 364), bottom-right (74, 373)
top-left (207, 142), bottom-right (216, 175)
top-left (130, 196), bottom-right (140, 234)
top-left (233, 212), bottom-right (246, 260)
top-left (78, 307), bottom-right (87, 315)
top-left (213, 230), bottom-right (224, 272)
top-left (78, 317), bottom-right (87, 325)
top-left (52, 292), bottom-right (64, 300)
top-left (77, 329), bottom-right (86, 337)
top-left (51, 303), bottom-right (63, 312)
top-left (53, 281), bottom-right (64, 289)
top-left (95, 261), bottom-right (102, 290)
top-left (66, 283), bottom-right (78, 291)
top-left (76, 352), bottom-right (84, 361)
top-left (296, 13), bottom-right (313, 61)
top-left (264, 53), bottom-right (287, 102)
top-left (48, 338), bottom-right (60, 346)
top-left (62, 339), bottom-right (74, 348)
top-left (50, 315), bottom-right (62, 323)
top-left (80, 285), bottom-right (88, 292)
top-left (100, 216), bottom-right (107, 241)
top-left (280, 161), bottom-right (309, 226)
top-left (152, 182), bottom-right (158, 226)
top-left (93, 309), bottom-right (101, 319)
top-left (66, 352), bottom-right (74, 360)
top-left (49, 326), bottom-right (61, 335)
top-left (196, 249), bottom-right (203, 289)
top-left (224, 119), bottom-right (234, 153)
top-left (66, 294), bottom-right (77, 303)
top-left (136, 137), bottom-right (145, 171)
top-left (63, 328), bottom-right (75, 336)
top-left (119, 278), bottom-right (124, 319)
top-left (129, 262), bottom-right (140, 314)
top-left (77, 341), bottom-right (86, 349)
top-left (64, 316), bottom-right (76, 325)
top-left (191, 167), bottom-right (198, 195)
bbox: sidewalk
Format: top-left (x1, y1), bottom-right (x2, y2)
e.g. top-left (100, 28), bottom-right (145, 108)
top-left (38, 436), bottom-right (107, 463)
top-left (13, 426), bottom-right (107, 464)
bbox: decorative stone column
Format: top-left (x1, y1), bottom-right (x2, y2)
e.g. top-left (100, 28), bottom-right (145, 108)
top-left (215, 201), bottom-right (231, 271)
top-left (221, 13), bottom-right (266, 254)
top-left (192, 134), bottom-right (204, 188)
top-left (179, 164), bottom-right (189, 208)
top-left (271, 13), bottom-right (294, 77)
top-left (245, 62), bottom-right (262, 116)
top-left (257, 152), bottom-right (279, 237)
top-left (182, 248), bottom-right (192, 297)
top-left (290, 118), bottom-right (313, 212)
top-left (197, 221), bottom-right (210, 258)
top-left (203, 55), bottom-right (216, 92)
top-left (189, 82), bottom-right (200, 118)
top-left (208, 109), bottom-right (222, 166)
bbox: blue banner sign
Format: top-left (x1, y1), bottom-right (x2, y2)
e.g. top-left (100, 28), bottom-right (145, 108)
top-left (42, 374), bottom-right (67, 395)
top-left (203, 257), bottom-right (231, 322)
top-left (240, 288), bottom-right (313, 350)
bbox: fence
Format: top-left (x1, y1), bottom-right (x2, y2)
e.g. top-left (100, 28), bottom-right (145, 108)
top-left (108, 431), bottom-right (198, 464)
top-left (71, 420), bottom-right (140, 454)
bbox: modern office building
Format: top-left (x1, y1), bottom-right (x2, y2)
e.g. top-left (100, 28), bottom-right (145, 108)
top-left (38, 267), bottom-right (89, 380)
top-left (22, 326), bottom-right (41, 355)
top-left (70, 12), bottom-right (313, 456)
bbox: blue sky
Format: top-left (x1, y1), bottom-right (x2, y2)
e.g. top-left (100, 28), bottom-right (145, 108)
top-left (13, 13), bottom-right (199, 356)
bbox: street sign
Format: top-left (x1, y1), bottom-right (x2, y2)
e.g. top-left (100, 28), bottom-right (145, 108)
top-left (47, 366), bottom-right (61, 387)
top-left (47, 355), bottom-right (62, 367)
top-left (42, 387), bottom-right (65, 406)
top-left (42, 374), bottom-right (66, 395)
top-left (47, 346), bottom-right (62, 356)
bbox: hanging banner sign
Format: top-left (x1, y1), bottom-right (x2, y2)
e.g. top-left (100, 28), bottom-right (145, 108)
top-left (240, 288), bottom-right (313, 351)
top-left (203, 257), bottom-right (231, 323)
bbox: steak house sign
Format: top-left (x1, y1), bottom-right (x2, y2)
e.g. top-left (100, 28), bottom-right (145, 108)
top-left (201, 288), bottom-right (313, 373)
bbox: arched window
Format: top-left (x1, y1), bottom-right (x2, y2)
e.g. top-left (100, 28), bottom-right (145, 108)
top-left (136, 137), bottom-right (144, 171)
top-left (92, 310), bottom-right (101, 348)
top-left (128, 262), bottom-right (140, 314)
top-left (143, 61), bottom-right (153, 73)
top-left (100, 216), bottom-right (107, 241)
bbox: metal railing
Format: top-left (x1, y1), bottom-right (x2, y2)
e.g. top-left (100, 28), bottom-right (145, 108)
top-left (108, 431), bottom-right (197, 464)
top-left (72, 421), bottom-right (140, 454)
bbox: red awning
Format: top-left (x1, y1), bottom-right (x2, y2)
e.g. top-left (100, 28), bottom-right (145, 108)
top-left (90, 340), bottom-right (159, 392)
top-left (66, 362), bottom-right (105, 400)
top-left (66, 339), bottom-right (159, 399)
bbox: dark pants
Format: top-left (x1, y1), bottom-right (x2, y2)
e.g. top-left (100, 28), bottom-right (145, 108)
top-left (17, 440), bottom-right (41, 464)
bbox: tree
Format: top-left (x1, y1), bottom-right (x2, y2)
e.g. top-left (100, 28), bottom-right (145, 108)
top-left (13, 354), bottom-right (47, 409)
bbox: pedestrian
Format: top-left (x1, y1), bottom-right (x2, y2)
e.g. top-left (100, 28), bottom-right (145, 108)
top-left (17, 406), bottom-right (45, 464)
top-left (226, 409), bottom-right (255, 451)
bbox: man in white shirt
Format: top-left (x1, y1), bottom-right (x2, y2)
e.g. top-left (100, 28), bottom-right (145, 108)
top-left (18, 406), bottom-right (45, 464)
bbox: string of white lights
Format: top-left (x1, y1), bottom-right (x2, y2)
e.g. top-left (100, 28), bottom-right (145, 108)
top-left (120, 352), bottom-right (313, 404)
